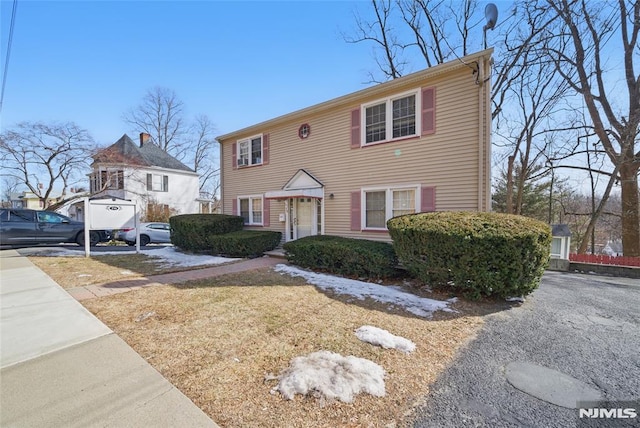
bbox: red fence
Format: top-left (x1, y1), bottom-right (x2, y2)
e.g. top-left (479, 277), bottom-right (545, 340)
top-left (569, 253), bottom-right (640, 267)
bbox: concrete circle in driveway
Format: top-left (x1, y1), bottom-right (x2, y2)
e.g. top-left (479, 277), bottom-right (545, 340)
top-left (505, 361), bottom-right (603, 408)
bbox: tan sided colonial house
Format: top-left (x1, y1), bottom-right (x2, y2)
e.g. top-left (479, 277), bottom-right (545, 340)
top-left (217, 49), bottom-right (493, 243)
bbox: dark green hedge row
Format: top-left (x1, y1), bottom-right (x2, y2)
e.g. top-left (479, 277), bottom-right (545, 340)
top-left (170, 214), bottom-right (243, 251)
top-left (283, 235), bottom-right (398, 279)
top-left (387, 212), bottom-right (551, 300)
top-left (206, 230), bottom-right (282, 258)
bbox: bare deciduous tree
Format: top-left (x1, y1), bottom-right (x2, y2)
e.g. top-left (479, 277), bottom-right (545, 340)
top-left (123, 87), bottom-right (220, 205)
top-left (0, 121), bottom-right (94, 208)
top-left (123, 86), bottom-right (185, 154)
top-left (191, 114), bottom-right (220, 203)
top-left (541, 0), bottom-right (640, 256)
top-left (0, 176), bottom-right (21, 207)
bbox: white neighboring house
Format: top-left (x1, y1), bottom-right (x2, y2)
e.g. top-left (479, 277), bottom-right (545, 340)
top-left (87, 133), bottom-right (200, 218)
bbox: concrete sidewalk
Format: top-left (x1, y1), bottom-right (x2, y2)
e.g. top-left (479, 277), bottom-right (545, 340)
top-left (0, 249), bottom-right (219, 427)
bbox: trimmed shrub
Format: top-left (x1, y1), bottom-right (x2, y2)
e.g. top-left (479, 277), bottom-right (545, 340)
top-left (206, 230), bottom-right (282, 258)
top-left (170, 214), bottom-right (243, 251)
top-left (387, 212), bottom-right (551, 300)
top-left (283, 235), bottom-right (398, 279)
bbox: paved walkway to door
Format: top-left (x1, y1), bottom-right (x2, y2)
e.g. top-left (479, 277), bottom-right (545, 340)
top-left (67, 256), bottom-right (284, 301)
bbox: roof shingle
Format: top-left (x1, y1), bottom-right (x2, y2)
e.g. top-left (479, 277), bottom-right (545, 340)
top-left (93, 134), bottom-right (194, 173)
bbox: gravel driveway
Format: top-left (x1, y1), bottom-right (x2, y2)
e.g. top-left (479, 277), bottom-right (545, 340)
top-left (409, 271), bottom-right (640, 427)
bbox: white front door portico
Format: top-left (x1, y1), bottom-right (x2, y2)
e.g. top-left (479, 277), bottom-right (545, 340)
top-left (264, 169), bottom-right (324, 242)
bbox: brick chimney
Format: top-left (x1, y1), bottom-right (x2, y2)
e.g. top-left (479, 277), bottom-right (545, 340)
top-left (140, 132), bottom-right (151, 147)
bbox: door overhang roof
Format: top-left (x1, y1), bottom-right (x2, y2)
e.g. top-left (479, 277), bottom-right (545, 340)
top-left (264, 169), bottom-right (324, 199)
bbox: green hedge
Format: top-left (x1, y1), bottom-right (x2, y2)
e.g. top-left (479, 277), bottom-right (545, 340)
top-left (206, 230), bottom-right (282, 258)
top-left (283, 235), bottom-right (398, 279)
top-left (387, 212), bottom-right (551, 300)
top-left (170, 214), bottom-right (243, 251)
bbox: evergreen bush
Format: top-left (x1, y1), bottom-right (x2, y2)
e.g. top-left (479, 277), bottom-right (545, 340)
top-left (170, 214), bottom-right (243, 251)
top-left (206, 230), bottom-right (282, 258)
top-left (387, 212), bottom-right (551, 299)
top-left (283, 235), bottom-right (398, 279)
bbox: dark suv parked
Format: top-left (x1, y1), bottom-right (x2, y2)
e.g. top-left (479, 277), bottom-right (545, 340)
top-left (0, 208), bottom-right (110, 247)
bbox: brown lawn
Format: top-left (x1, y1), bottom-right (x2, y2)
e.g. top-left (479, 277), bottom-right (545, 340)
top-left (30, 254), bottom-right (510, 427)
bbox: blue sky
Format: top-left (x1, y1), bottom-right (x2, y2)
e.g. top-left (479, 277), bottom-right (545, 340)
top-left (1, 0), bottom-right (384, 145)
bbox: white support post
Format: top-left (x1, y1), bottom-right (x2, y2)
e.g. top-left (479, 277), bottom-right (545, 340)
top-left (135, 207), bottom-right (140, 253)
top-left (83, 197), bottom-right (90, 258)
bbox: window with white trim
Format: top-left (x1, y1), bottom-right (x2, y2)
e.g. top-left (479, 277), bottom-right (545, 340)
top-left (239, 195), bottom-right (263, 225)
top-left (237, 135), bottom-right (263, 167)
top-left (363, 187), bottom-right (418, 229)
top-left (90, 169), bottom-right (124, 192)
top-left (146, 173), bottom-right (168, 192)
top-left (363, 91), bottom-right (419, 144)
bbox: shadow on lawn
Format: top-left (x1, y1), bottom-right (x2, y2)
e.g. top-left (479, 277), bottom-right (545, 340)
top-left (169, 266), bottom-right (520, 322)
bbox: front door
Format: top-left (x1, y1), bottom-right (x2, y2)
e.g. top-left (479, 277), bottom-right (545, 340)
top-left (294, 198), bottom-right (314, 239)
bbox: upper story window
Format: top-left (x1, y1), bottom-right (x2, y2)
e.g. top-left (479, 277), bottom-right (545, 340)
top-left (237, 135), bottom-right (263, 167)
top-left (351, 87), bottom-right (435, 149)
top-left (233, 134), bottom-right (270, 169)
top-left (147, 173), bottom-right (168, 192)
top-left (364, 91), bottom-right (418, 145)
top-left (90, 169), bottom-right (124, 193)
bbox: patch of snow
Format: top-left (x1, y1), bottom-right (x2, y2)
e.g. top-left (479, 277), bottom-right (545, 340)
top-left (77, 274), bottom-right (92, 277)
top-left (274, 264), bottom-right (455, 318)
top-left (355, 326), bottom-right (416, 353)
top-left (139, 247), bottom-right (239, 267)
top-left (274, 350), bottom-right (385, 403)
top-left (134, 311), bottom-right (156, 322)
top-left (30, 247), bottom-right (238, 267)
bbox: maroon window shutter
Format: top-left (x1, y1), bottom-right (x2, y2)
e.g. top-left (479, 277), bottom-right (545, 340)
top-left (351, 108), bottom-right (361, 148)
top-left (232, 143), bottom-right (237, 170)
top-left (262, 134), bottom-right (269, 165)
top-left (421, 87), bottom-right (436, 135)
top-left (232, 198), bottom-right (238, 215)
top-left (421, 186), bottom-right (436, 212)
top-left (350, 191), bottom-right (361, 231)
top-left (263, 198), bottom-right (270, 226)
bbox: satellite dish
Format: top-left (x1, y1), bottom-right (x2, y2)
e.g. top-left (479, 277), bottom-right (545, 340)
top-left (485, 3), bottom-right (498, 30)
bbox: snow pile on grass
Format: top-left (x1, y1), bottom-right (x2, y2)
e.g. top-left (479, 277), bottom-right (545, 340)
top-left (140, 247), bottom-right (239, 267)
top-left (355, 326), bottom-right (416, 353)
top-left (274, 264), bottom-right (455, 318)
top-left (32, 246), bottom-right (238, 267)
top-left (274, 350), bottom-right (385, 403)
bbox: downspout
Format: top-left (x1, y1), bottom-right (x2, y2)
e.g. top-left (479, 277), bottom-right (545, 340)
top-left (477, 58), bottom-right (485, 211)
top-left (484, 55), bottom-right (492, 211)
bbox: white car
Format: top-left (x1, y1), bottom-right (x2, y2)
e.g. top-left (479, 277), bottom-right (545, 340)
top-left (118, 222), bottom-right (171, 246)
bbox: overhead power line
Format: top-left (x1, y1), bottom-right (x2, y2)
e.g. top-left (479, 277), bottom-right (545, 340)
top-left (1, 0), bottom-right (19, 115)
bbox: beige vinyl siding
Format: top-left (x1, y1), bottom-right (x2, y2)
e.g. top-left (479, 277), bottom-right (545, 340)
top-left (220, 51), bottom-right (491, 242)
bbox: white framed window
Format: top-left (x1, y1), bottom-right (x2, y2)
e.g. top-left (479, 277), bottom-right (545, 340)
top-left (237, 134), bottom-right (263, 167)
top-left (238, 195), bottom-right (263, 225)
top-left (146, 173), bottom-right (168, 192)
top-left (91, 169), bottom-right (124, 192)
top-left (363, 186), bottom-right (419, 229)
top-left (363, 90), bottom-right (419, 145)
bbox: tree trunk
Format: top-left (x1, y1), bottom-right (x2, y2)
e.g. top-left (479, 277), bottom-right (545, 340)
top-left (620, 164), bottom-right (640, 257)
top-left (505, 156), bottom-right (515, 214)
top-left (578, 163), bottom-right (620, 254)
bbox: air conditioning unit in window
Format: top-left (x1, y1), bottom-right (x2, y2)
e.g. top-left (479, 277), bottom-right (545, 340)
top-left (237, 158), bottom-right (248, 166)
